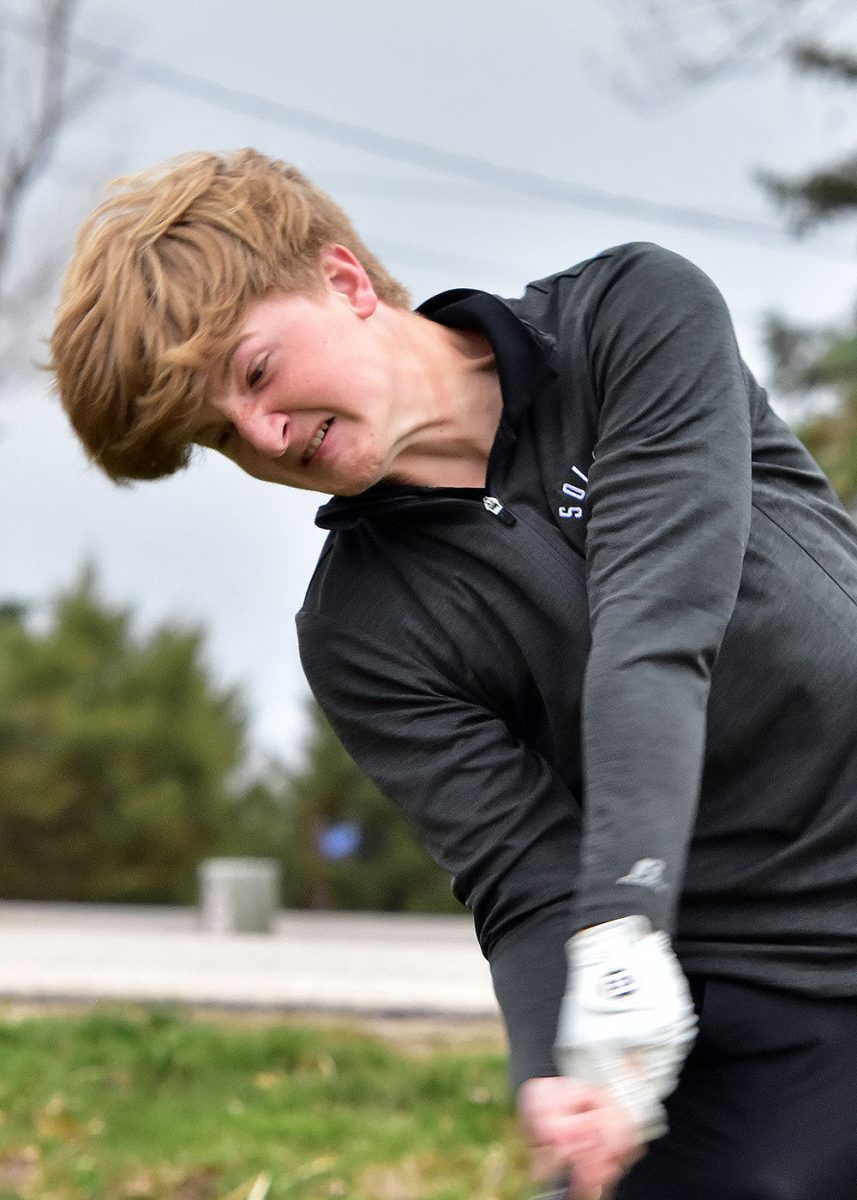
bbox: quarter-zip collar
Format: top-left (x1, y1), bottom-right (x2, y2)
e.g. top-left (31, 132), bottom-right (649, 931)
top-left (415, 288), bottom-right (556, 429)
top-left (315, 484), bottom-right (484, 530)
top-left (315, 288), bottom-right (556, 532)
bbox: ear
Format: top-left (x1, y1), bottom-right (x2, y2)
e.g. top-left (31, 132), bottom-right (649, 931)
top-left (320, 244), bottom-right (378, 318)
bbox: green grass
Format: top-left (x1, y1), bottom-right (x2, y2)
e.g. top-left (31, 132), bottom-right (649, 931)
top-left (0, 1007), bottom-right (532, 1200)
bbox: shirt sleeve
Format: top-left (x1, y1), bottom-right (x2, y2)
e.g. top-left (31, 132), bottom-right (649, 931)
top-left (297, 610), bottom-right (581, 1086)
top-left (573, 244), bottom-right (753, 933)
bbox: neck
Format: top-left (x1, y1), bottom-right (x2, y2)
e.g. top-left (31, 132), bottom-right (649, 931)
top-left (377, 306), bottom-right (503, 488)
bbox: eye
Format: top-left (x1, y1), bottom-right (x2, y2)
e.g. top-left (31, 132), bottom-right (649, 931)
top-left (247, 355), bottom-right (268, 389)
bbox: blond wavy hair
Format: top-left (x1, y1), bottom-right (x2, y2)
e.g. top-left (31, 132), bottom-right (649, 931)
top-left (50, 149), bottom-right (410, 482)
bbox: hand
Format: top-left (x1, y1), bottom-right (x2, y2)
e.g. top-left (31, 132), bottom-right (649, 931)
top-left (518, 1074), bottom-right (642, 1197)
top-left (554, 916), bottom-right (697, 1138)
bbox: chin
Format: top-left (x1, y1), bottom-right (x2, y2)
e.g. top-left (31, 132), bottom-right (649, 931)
top-left (332, 478), bottom-right (376, 497)
top-left (331, 455), bottom-right (388, 496)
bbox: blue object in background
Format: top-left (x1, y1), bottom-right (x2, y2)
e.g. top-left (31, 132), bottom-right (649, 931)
top-left (316, 822), bottom-right (362, 861)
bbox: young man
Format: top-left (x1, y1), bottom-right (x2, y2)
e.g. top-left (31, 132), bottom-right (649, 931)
top-left (52, 149), bottom-right (857, 1199)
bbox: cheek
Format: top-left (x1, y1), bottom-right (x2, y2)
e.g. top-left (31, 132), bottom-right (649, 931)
top-left (229, 444), bottom-right (291, 487)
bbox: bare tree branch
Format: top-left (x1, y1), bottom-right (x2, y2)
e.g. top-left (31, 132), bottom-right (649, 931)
top-left (0, 0), bottom-right (110, 382)
top-left (604, 0), bottom-right (854, 106)
top-left (1, 0), bottom-right (71, 277)
top-left (791, 38), bottom-right (857, 80)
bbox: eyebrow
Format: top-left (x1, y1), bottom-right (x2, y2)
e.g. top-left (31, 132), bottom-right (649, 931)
top-left (188, 340), bottom-right (247, 445)
top-left (190, 420), bottom-right (223, 447)
top-left (187, 320), bottom-right (263, 445)
top-left (224, 332), bottom-right (253, 371)
top-left (187, 400), bottom-right (231, 446)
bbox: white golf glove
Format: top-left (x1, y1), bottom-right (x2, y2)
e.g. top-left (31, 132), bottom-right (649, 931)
top-left (554, 915), bottom-right (697, 1140)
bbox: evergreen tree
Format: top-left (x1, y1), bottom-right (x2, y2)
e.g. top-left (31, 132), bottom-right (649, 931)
top-left (759, 40), bottom-right (857, 508)
top-left (287, 700), bottom-right (460, 913)
top-left (760, 42), bottom-right (857, 231)
top-left (0, 568), bottom-right (269, 902)
top-left (765, 311), bottom-right (857, 506)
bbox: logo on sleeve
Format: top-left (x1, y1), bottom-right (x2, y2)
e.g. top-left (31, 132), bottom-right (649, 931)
top-left (616, 858), bottom-right (667, 892)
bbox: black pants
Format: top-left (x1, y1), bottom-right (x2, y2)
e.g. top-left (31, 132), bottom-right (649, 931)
top-left (547, 977), bottom-right (857, 1200)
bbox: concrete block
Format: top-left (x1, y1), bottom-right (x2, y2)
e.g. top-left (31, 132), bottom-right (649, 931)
top-left (198, 858), bottom-right (281, 934)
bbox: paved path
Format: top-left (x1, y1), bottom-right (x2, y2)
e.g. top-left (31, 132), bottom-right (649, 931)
top-left (0, 903), bottom-right (499, 1018)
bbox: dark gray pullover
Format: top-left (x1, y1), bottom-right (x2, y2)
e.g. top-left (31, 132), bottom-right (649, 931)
top-left (297, 243), bottom-right (857, 1088)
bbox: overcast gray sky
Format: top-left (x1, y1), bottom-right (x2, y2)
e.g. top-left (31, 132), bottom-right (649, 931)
top-left (2, 0), bottom-right (857, 765)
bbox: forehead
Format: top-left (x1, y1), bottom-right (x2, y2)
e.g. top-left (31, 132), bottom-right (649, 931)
top-left (236, 287), bottom-right (341, 343)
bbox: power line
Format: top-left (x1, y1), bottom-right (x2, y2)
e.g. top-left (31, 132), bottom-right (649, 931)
top-left (0, 4), bottom-right (853, 259)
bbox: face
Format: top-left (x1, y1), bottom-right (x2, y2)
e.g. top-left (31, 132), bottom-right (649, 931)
top-left (195, 250), bottom-right (403, 495)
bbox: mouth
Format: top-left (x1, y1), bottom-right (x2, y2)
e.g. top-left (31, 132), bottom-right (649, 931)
top-left (302, 418), bottom-right (333, 465)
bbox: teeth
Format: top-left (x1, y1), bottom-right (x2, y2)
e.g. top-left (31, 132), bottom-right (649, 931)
top-left (305, 420), bottom-right (331, 462)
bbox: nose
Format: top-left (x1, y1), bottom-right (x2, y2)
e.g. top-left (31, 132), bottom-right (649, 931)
top-left (235, 408), bottom-right (289, 459)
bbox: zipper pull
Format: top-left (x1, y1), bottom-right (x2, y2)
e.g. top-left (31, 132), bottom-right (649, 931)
top-left (483, 495), bottom-right (516, 525)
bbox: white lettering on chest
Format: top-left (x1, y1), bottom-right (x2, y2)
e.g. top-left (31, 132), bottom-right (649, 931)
top-left (558, 465), bottom-right (588, 519)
